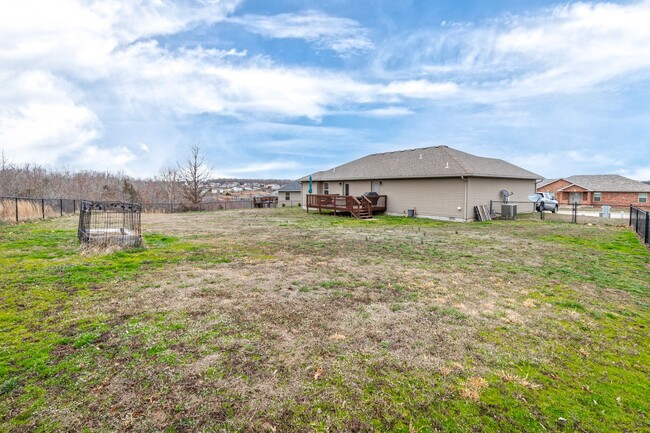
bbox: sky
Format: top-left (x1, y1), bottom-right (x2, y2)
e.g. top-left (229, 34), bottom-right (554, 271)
top-left (1, 0), bottom-right (650, 181)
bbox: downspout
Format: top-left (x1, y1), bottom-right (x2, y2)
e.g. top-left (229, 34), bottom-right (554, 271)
top-left (461, 176), bottom-right (469, 221)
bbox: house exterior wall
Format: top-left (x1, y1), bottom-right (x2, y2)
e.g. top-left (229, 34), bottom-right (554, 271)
top-left (468, 177), bottom-right (538, 214)
top-left (378, 178), bottom-right (467, 219)
top-left (303, 177), bottom-right (538, 220)
top-left (278, 190), bottom-right (302, 206)
top-left (537, 181), bottom-right (649, 206)
top-left (538, 179), bottom-right (573, 193)
top-left (598, 192), bottom-right (648, 206)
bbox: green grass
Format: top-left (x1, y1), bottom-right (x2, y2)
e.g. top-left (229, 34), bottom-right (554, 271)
top-left (0, 209), bottom-right (648, 432)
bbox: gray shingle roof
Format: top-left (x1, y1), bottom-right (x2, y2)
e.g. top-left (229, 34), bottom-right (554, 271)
top-left (537, 179), bottom-right (558, 189)
top-left (278, 181), bottom-right (301, 192)
top-left (300, 145), bottom-right (541, 181)
top-left (559, 175), bottom-right (650, 192)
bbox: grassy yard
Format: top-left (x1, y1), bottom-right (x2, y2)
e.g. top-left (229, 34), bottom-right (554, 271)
top-left (1, 208), bottom-right (648, 432)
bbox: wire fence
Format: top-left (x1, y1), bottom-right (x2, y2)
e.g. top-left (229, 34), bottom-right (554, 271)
top-left (141, 199), bottom-right (301, 213)
top-left (0, 197), bottom-right (80, 223)
top-left (0, 196), bottom-right (304, 223)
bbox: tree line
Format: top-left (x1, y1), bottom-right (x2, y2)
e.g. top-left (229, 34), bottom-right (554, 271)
top-left (0, 143), bottom-right (289, 207)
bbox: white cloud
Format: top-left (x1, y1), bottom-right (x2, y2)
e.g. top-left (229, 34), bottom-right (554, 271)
top-left (137, 142), bottom-right (150, 152)
top-left (0, 71), bottom-right (99, 164)
top-left (0, 0), bottom-right (242, 78)
top-left (619, 167), bottom-right (650, 181)
top-left (567, 150), bottom-right (623, 167)
top-left (229, 10), bottom-right (374, 56)
top-left (221, 160), bottom-right (300, 176)
top-left (363, 107), bottom-right (415, 117)
top-left (375, 1), bottom-right (650, 102)
top-left (0, 0), bottom-right (243, 171)
top-left (77, 145), bottom-right (138, 173)
top-left (380, 80), bottom-right (458, 99)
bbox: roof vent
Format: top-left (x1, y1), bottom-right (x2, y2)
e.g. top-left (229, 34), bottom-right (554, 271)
top-left (419, 153), bottom-right (422, 160)
top-left (445, 161), bottom-right (449, 169)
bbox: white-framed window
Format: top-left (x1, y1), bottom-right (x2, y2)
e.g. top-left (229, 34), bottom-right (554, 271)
top-left (323, 182), bottom-right (329, 194)
top-left (285, 192), bottom-right (290, 200)
top-left (640, 193), bottom-right (648, 203)
top-left (594, 192), bottom-right (602, 202)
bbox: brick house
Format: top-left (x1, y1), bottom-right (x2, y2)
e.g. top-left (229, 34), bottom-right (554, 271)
top-left (537, 175), bottom-right (650, 206)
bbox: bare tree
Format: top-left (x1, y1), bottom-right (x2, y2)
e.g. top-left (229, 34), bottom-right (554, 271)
top-left (156, 166), bottom-right (179, 206)
top-left (178, 142), bottom-right (212, 207)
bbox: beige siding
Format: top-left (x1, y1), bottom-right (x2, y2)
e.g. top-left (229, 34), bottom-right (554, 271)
top-left (302, 177), bottom-right (537, 220)
top-left (380, 178), bottom-right (467, 220)
top-left (467, 177), bottom-right (537, 216)
top-left (278, 190), bottom-right (302, 206)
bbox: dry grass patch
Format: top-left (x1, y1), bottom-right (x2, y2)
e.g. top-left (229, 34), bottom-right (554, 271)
top-left (1, 208), bottom-right (648, 432)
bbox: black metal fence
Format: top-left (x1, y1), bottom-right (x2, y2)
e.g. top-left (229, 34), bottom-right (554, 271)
top-left (0, 195), bottom-right (299, 223)
top-left (0, 197), bottom-right (80, 223)
top-left (630, 206), bottom-right (650, 246)
top-left (489, 200), bottom-right (632, 224)
top-left (142, 201), bottom-right (253, 213)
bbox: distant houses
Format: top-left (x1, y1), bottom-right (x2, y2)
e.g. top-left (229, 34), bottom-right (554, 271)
top-left (537, 175), bottom-right (650, 206)
top-left (300, 145), bottom-right (541, 221)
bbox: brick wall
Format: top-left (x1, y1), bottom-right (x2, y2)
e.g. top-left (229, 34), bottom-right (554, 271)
top-left (538, 181), bottom-right (648, 206)
top-left (599, 192), bottom-right (648, 206)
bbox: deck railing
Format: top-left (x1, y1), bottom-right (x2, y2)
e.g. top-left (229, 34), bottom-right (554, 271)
top-left (306, 194), bottom-right (387, 219)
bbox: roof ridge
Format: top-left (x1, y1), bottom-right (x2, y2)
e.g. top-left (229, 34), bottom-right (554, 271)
top-left (440, 146), bottom-right (468, 172)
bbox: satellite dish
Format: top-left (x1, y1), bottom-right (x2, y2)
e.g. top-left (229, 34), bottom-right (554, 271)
top-left (527, 193), bottom-right (541, 203)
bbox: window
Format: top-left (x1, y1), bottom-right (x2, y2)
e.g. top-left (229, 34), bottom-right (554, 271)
top-left (285, 192), bottom-right (290, 201)
top-left (640, 193), bottom-right (648, 203)
top-left (323, 182), bottom-right (329, 194)
top-left (594, 192), bottom-right (601, 202)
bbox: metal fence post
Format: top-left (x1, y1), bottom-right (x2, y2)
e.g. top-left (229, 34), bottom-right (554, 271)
top-left (489, 200), bottom-right (493, 216)
top-left (15, 198), bottom-right (18, 223)
top-left (645, 212), bottom-right (649, 245)
top-left (41, 199), bottom-right (45, 219)
top-left (60, 198), bottom-right (63, 216)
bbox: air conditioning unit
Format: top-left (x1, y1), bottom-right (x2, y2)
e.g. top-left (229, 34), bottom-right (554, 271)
top-left (501, 203), bottom-right (517, 219)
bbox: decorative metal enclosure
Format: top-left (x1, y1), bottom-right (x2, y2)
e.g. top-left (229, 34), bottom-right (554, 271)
top-left (77, 201), bottom-right (142, 247)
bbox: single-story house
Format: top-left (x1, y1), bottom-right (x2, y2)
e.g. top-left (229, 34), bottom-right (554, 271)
top-left (299, 145), bottom-right (542, 221)
top-left (277, 182), bottom-right (302, 206)
top-left (537, 175), bottom-right (650, 206)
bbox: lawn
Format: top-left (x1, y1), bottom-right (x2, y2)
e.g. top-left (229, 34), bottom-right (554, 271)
top-left (1, 208), bottom-right (648, 432)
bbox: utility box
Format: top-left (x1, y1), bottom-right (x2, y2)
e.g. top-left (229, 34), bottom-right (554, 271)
top-left (501, 203), bottom-right (517, 219)
top-left (599, 205), bottom-right (611, 218)
top-left (407, 209), bottom-right (415, 218)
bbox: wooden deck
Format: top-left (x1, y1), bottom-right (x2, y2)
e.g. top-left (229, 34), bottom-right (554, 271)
top-left (306, 194), bottom-right (387, 219)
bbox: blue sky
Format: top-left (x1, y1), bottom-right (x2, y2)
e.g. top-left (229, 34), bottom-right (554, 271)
top-left (2, 0), bottom-right (650, 180)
